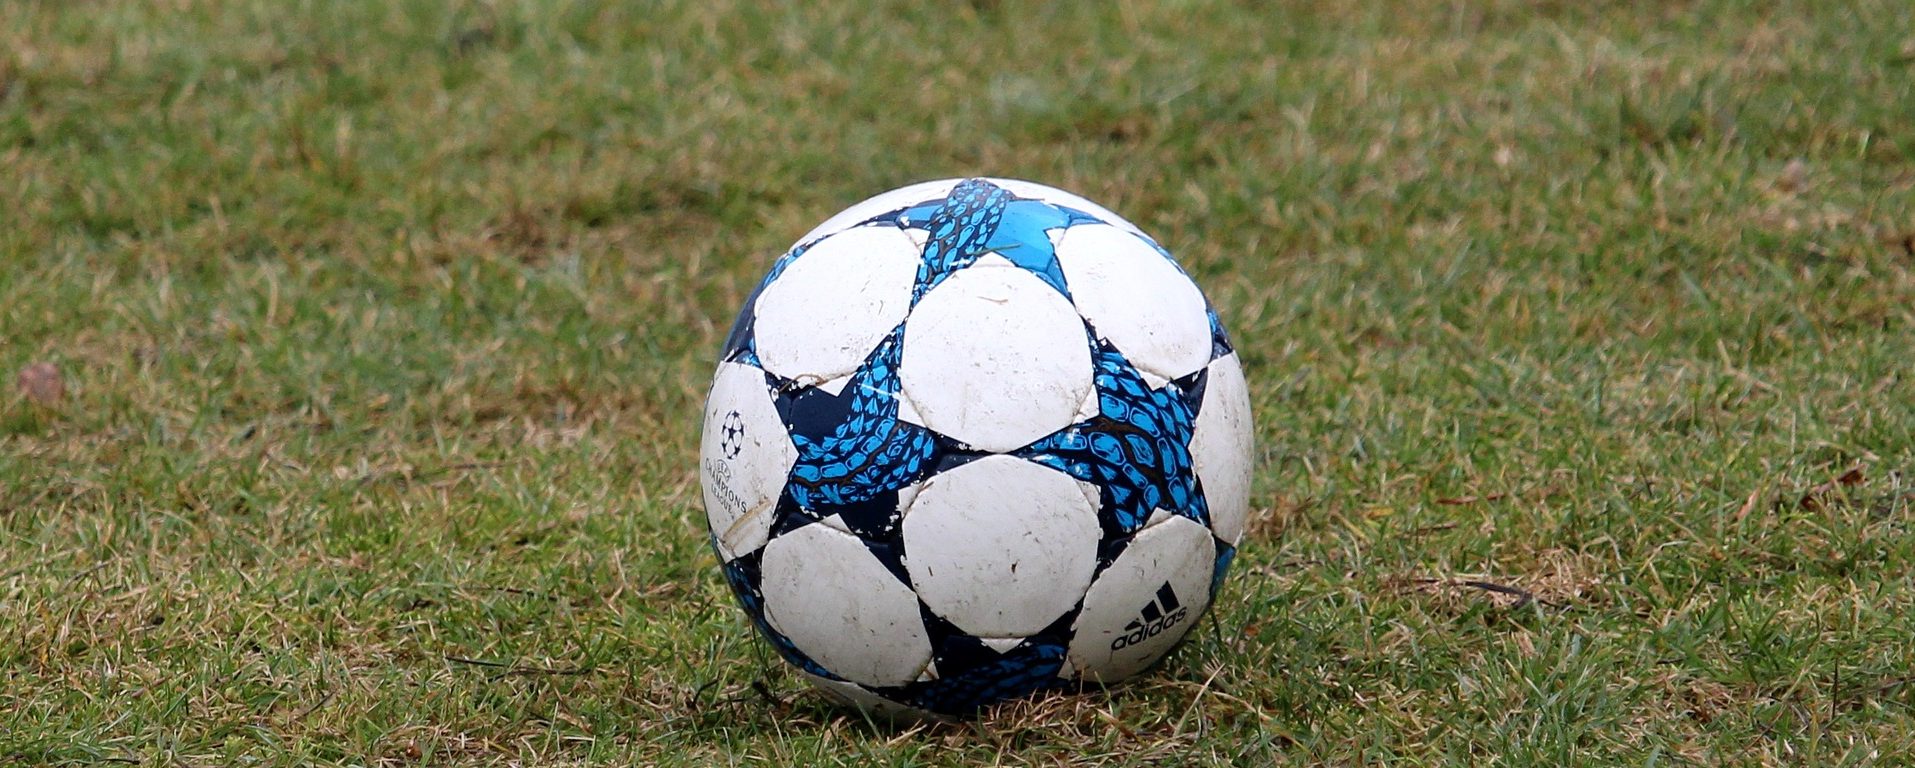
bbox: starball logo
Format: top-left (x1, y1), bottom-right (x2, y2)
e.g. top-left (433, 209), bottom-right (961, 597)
top-left (718, 410), bottom-right (746, 459)
top-left (1110, 583), bottom-right (1187, 651)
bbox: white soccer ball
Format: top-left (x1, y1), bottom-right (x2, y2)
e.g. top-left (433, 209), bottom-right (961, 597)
top-left (699, 178), bottom-right (1253, 718)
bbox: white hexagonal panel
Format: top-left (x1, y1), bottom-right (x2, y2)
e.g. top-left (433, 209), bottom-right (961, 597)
top-left (753, 226), bottom-right (921, 385)
top-left (700, 362), bottom-right (797, 561)
top-left (1055, 223), bottom-right (1213, 386)
top-left (760, 523), bottom-right (933, 688)
top-left (1190, 353), bottom-right (1253, 545)
top-left (899, 264), bottom-right (1094, 453)
top-left (794, 179), bottom-right (961, 247)
top-left (901, 456), bottom-right (1102, 638)
top-left (984, 178), bottom-right (1147, 238)
top-left (1066, 516), bottom-right (1216, 683)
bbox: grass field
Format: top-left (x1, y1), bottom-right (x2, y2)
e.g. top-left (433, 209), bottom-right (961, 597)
top-left (4, 1), bottom-right (1914, 765)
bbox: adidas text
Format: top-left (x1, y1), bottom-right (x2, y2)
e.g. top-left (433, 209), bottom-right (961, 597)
top-left (1110, 606), bottom-right (1187, 651)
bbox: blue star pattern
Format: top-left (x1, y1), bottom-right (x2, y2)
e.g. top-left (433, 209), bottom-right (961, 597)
top-left (1018, 341), bottom-right (1209, 535)
top-left (909, 179), bottom-right (1014, 302)
top-left (890, 642), bottom-right (1071, 717)
top-left (778, 330), bottom-right (939, 514)
top-left (893, 180), bottom-right (1111, 301)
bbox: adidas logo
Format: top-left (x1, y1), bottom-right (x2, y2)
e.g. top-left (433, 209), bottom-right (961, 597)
top-left (1110, 583), bottom-right (1188, 651)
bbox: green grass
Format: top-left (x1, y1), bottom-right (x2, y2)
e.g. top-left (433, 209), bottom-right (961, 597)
top-left (4, 0), bottom-right (1913, 764)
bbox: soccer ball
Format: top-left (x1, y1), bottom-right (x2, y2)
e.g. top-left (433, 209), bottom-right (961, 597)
top-left (699, 178), bottom-right (1253, 718)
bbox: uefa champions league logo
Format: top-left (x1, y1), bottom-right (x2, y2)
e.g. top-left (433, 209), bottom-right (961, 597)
top-left (704, 410), bottom-right (753, 527)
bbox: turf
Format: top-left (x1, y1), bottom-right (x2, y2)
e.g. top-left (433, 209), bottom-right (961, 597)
top-left (3, 0), bottom-right (1913, 765)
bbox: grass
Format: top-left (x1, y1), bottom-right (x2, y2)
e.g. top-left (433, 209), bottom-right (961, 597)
top-left (3, 0), bottom-right (1913, 764)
